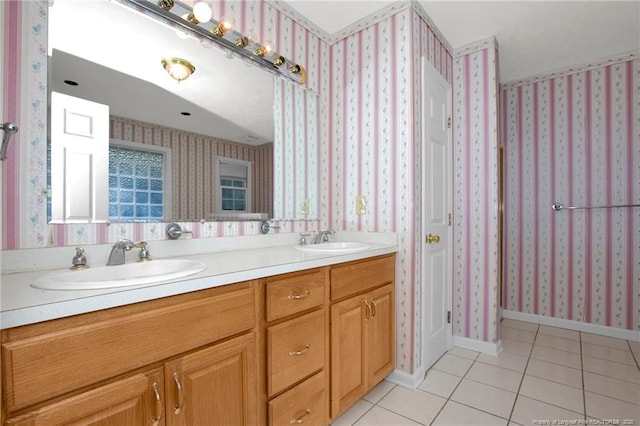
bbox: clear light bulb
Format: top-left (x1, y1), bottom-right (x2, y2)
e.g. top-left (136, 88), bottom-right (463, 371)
top-left (192, 2), bottom-right (212, 23)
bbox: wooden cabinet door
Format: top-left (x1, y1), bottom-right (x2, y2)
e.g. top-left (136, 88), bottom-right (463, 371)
top-left (330, 295), bottom-right (367, 418)
top-left (366, 284), bottom-right (395, 386)
top-left (164, 333), bottom-right (257, 426)
top-left (5, 369), bottom-right (164, 426)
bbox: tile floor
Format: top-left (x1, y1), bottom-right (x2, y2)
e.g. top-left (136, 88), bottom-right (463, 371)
top-left (332, 319), bottom-right (640, 426)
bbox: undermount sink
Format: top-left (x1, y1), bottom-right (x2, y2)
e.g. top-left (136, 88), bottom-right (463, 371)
top-left (32, 259), bottom-right (207, 291)
top-left (294, 242), bottom-right (371, 253)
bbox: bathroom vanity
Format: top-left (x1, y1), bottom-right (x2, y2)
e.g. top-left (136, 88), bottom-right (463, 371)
top-left (0, 243), bottom-right (396, 425)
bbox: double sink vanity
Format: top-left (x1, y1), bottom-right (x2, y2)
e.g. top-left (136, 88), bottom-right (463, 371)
top-left (0, 233), bottom-right (397, 425)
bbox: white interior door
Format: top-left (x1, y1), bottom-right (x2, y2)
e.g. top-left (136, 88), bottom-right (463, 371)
top-left (421, 58), bottom-right (453, 370)
top-left (50, 91), bottom-right (109, 223)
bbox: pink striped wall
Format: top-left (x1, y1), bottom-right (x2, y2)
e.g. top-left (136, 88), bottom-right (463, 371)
top-left (502, 57), bottom-right (640, 331)
top-left (273, 80), bottom-right (320, 219)
top-left (110, 117), bottom-right (273, 221)
top-left (1, 0), bottom-right (325, 249)
top-left (452, 40), bottom-right (500, 343)
top-left (326, 4), bottom-right (453, 371)
top-left (1, 0), bottom-right (21, 250)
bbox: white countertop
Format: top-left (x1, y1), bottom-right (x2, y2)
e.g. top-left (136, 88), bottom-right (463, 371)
top-left (0, 233), bottom-right (397, 329)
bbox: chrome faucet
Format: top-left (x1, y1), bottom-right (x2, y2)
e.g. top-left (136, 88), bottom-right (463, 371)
top-left (107, 239), bottom-right (136, 266)
top-left (312, 229), bottom-right (336, 244)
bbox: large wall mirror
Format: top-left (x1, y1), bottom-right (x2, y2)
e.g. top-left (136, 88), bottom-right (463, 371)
top-left (48, 0), bottom-right (319, 223)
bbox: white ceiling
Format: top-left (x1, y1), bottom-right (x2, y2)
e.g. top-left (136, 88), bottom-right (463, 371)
top-left (279, 0), bottom-right (640, 83)
top-left (49, 1), bottom-right (639, 145)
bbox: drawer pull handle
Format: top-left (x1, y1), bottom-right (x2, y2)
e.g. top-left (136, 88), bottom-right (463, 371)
top-left (288, 290), bottom-right (311, 300)
top-left (173, 372), bottom-right (185, 415)
top-left (370, 298), bottom-right (377, 318)
top-left (289, 343), bottom-right (311, 356)
top-left (364, 300), bottom-right (372, 320)
top-left (290, 409), bottom-right (311, 424)
top-left (152, 382), bottom-right (162, 426)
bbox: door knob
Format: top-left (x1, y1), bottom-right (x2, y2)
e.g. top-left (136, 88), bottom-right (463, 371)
top-left (426, 233), bottom-right (440, 244)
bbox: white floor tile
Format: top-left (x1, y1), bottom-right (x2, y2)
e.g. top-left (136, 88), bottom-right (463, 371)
top-left (581, 332), bottom-right (631, 350)
top-left (448, 346), bottom-right (480, 360)
top-left (478, 352), bottom-right (529, 373)
top-left (582, 342), bottom-right (637, 366)
top-left (419, 369), bottom-right (462, 398)
top-left (530, 345), bottom-right (581, 369)
top-left (432, 353), bottom-right (474, 377)
top-left (377, 386), bottom-right (446, 425)
top-left (432, 400), bottom-right (508, 426)
top-left (501, 338), bottom-right (533, 357)
top-left (451, 378), bottom-right (517, 419)
top-left (582, 354), bottom-right (640, 384)
top-left (331, 399), bottom-right (374, 426)
top-left (525, 358), bottom-right (583, 389)
top-left (511, 395), bottom-right (584, 426)
top-left (583, 371), bottom-right (640, 405)
top-left (466, 362), bottom-right (524, 392)
top-left (538, 325), bottom-right (580, 341)
top-left (501, 319), bottom-right (539, 332)
top-left (501, 327), bottom-right (537, 344)
top-left (519, 375), bottom-right (584, 414)
top-left (535, 334), bottom-right (581, 354)
top-left (354, 406), bottom-right (422, 426)
top-left (362, 380), bottom-right (395, 404)
top-left (585, 391), bottom-right (640, 422)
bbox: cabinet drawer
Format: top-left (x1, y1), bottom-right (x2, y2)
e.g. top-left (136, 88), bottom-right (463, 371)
top-left (330, 255), bottom-right (395, 300)
top-left (267, 310), bottom-right (325, 396)
top-left (268, 371), bottom-right (325, 426)
top-left (2, 284), bottom-right (255, 412)
top-left (265, 269), bottom-right (326, 321)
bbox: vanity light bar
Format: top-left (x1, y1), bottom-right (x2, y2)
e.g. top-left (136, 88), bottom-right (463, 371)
top-left (116, 0), bottom-right (306, 85)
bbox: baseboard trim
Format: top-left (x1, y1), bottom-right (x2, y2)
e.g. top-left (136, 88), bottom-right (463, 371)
top-left (386, 367), bottom-right (425, 390)
top-left (453, 336), bottom-right (503, 355)
top-left (502, 310), bottom-right (640, 342)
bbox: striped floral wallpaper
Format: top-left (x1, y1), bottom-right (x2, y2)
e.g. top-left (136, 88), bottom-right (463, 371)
top-left (452, 40), bottom-right (500, 343)
top-left (326, 4), bottom-right (453, 371)
top-left (502, 57), bottom-right (640, 331)
top-left (110, 116), bottom-right (273, 221)
top-left (1, 0), bottom-right (324, 249)
top-left (273, 80), bottom-right (320, 220)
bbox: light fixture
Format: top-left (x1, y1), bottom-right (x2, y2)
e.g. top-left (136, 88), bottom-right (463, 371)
top-left (158, 0), bottom-right (174, 11)
top-left (186, 1), bottom-right (211, 24)
top-left (161, 57), bottom-right (195, 82)
top-left (212, 16), bottom-right (234, 36)
top-left (126, 0), bottom-right (308, 85)
top-left (254, 40), bottom-right (273, 58)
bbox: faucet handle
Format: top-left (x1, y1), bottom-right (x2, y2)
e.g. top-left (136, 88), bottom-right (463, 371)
top-left (70, 247), bottom-right (89, 270)
top-left (136, 241), bottom-right (151, 262)
top-left (298, 232), bottom-right (312, 246)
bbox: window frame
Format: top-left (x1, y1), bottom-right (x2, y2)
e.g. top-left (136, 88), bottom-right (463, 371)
top-left (215, 156), bottom-right (252, 213)
top-left (108, 139), bottom-right (173, 222)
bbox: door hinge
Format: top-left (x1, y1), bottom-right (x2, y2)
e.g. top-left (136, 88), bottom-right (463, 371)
top-left (447, 116), bottom-right (452, 129)
top-left (448, 213), bottom-right (452, 226)
top-left (447, 311), bottom-right (451, 324)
